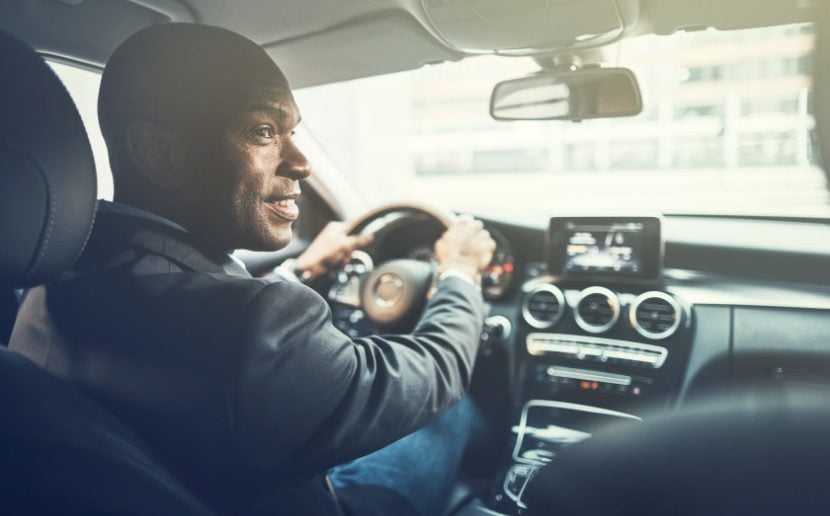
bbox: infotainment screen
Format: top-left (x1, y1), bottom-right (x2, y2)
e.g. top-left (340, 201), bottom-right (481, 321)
top-left (548, 217), bottom-right (662, 278)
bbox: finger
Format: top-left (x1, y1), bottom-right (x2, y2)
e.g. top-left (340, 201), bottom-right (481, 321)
top-left (304, 263), bottom-right (325, 280)
top-left (340, 236), bottom-right (366, 255)
top-left (354, 232), bottom-right (374, 248)
top-left (347, 233), bottom-right (374, 251)
top-left (458, 213), bottom-right (474, 222)
top-left (324, 249), bottom-right (349, 267)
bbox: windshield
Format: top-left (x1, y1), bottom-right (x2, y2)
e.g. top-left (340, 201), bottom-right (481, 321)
top-left (294, 23), bottom-right (830, 221)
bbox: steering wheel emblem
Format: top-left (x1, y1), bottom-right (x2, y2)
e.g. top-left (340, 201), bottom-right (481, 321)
top-left (374, 273), bottom-right (404, 308)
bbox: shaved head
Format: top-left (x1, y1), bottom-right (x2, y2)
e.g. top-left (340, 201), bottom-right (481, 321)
top-left (99, 23), bottom-right (310, 251)
top-left (99, 23), bottom-right (288, 187)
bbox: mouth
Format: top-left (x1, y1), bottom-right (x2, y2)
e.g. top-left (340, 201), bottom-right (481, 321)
top-left (265, 192), bottom-right (301, 222)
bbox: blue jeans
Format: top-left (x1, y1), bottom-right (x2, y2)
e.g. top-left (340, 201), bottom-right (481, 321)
top-left (329, 397), bottom-right (482, 516)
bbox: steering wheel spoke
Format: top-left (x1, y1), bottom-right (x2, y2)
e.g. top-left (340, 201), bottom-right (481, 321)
top-left (328, 250), bottom-right (374, 307)
top-left (328, 203), bottom-right (456, 335)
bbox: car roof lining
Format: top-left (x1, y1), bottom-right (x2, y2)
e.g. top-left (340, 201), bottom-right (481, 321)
top-left (0, 0), bottom-right (817, 87)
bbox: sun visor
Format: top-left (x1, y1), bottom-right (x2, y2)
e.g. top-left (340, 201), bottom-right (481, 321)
top-left (265, 11), bottom-right (463, 88)
top-left (419, 0), bottom-right (635, 55)
top-left (649, 0), bottom-right (817, 34)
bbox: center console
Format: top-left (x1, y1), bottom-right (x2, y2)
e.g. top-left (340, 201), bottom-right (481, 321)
top-left (484, 216), bottom-right (695, 514)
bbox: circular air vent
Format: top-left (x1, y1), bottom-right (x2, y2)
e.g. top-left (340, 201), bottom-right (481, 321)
top-left (629, 291), bottom-right (682, 340)
top-left (522, 284), bottom-right (566, 329)
top-left (574, 286), bottom-right (620, 334)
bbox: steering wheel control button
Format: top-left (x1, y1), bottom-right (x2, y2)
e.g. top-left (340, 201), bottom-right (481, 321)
top-left (328, 250), bottom-right (374, 309)
top-left (332, 307), bottom-right (367, 339)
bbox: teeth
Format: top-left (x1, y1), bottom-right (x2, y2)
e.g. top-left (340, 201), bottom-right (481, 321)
top-left (275, 199), bottom-right (296, 207)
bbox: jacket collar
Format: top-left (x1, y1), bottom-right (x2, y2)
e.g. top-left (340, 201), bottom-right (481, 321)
top-left (97, 200), bottom-right (189, 234)
top-left (85, 209), bottom-right (230, 275)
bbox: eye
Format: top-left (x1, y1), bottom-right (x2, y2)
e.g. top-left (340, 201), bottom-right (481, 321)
top-left (251, 125), bottom-right (276, 141)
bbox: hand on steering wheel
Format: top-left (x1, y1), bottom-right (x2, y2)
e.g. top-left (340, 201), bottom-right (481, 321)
top-left (330, 204), bottom-right (496, 330)
top-left (295, 222), bottom-right (373, 280)
top-left (435, 214), bottom-right (497, 285)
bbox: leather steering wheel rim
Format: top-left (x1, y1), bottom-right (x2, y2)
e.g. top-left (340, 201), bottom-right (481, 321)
top-left (342, 203), bottom-right (456, 329)
top-left (345, 202), bottom-right (457, 236)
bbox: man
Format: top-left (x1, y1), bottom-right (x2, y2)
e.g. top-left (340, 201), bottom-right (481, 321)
top-left (10, 23), bottom-right (495, 516)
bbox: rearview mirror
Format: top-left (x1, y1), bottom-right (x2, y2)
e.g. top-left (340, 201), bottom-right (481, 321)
top-left (490, 67), bottom-right (643, 122)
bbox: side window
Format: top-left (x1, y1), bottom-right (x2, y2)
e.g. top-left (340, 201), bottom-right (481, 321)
top-left (48, 61), bottom-right (114, 200)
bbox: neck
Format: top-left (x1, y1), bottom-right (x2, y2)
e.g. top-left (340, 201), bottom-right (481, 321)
top-left (114, 191), bottom-right (185, 227)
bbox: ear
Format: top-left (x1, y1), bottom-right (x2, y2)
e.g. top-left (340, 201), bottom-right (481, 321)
top-left (124, 122), bottom-right (183, 190)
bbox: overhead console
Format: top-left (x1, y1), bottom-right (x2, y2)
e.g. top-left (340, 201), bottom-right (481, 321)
top-left (419, 0), bottom-right (638, 55)
top-left (486, 216), bottom-right (695, 514)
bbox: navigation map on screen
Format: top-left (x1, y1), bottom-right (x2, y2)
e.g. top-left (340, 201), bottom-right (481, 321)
top-left (563, 222), bottom-right (645, 275)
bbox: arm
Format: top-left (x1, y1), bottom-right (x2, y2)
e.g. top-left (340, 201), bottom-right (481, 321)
top-left (271, 222), bottom-right (372, 282)
top-left (234, 276), bottom-right (483, 474)
top-left (233, 217), bottom-right (494, 474)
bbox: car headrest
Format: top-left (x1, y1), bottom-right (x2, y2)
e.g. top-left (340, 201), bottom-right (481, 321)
top-left (815, 2), bottom-right (830, 184)
top-left (0, 30), bottom-right (97, 288)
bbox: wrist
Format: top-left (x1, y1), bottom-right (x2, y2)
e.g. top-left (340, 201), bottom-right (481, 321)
top-left (293, 253), bottom-right (314, 273)
top-left (276, 258), bottom-right (311, 282)
top-left (437, 262), bottom-right (481, 287)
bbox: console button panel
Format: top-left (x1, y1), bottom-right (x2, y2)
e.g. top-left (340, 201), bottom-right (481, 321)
top-left (527, 332), bottom-right (668, 368)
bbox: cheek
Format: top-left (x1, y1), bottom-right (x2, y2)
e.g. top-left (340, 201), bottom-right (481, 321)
top-left (245, 148), bottom-right (278, 191)
top-left (228, 147), bottom-right (276, 215)
top-left (199, 135), bottom-right (283, 227)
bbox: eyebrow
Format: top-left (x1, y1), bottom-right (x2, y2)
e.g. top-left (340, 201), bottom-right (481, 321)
top-left (245, 103), bottom-right (302, 126)
top-left (247, 103), bottom-right (289, 119)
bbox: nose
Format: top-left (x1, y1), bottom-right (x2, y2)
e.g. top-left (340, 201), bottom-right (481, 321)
top-left (278, 136), bottom-right (311, 181)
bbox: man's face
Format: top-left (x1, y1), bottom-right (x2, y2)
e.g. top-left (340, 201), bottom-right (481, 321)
top-left (184, 80), bottom-right (310, 251)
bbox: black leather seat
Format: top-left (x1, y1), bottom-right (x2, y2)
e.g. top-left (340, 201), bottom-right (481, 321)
top-left (0, 347), bottom-right (215, 515)
top-left (525, 388), bottom-right (830, 516)
top-left (0, 289), bottom-right (18, 344)
top-left (0, 29), bottom-right (213, 516)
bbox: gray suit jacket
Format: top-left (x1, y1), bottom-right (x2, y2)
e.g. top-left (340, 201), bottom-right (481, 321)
top-left (11, 210), bottom-right (485, 515)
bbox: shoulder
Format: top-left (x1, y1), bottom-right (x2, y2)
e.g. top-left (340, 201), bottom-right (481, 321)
top-left (131, 253), bottom-right (185, 274)
top-left (245, 279), bottom-right (330, 322)
top-left (237, 279), bottom-right (346, 355)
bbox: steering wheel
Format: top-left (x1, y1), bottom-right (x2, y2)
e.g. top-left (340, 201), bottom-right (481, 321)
top-left (333, 203), bottom-right (456, 331)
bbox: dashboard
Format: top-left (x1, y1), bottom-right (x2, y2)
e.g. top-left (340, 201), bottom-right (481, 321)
top-left (320, 210), bottom-right (830, 515)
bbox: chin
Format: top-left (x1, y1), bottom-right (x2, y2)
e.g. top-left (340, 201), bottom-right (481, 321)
top-left (234, 220), bottom-right (293, 252)
top-left (257, 226), bottom-right (293, 251)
